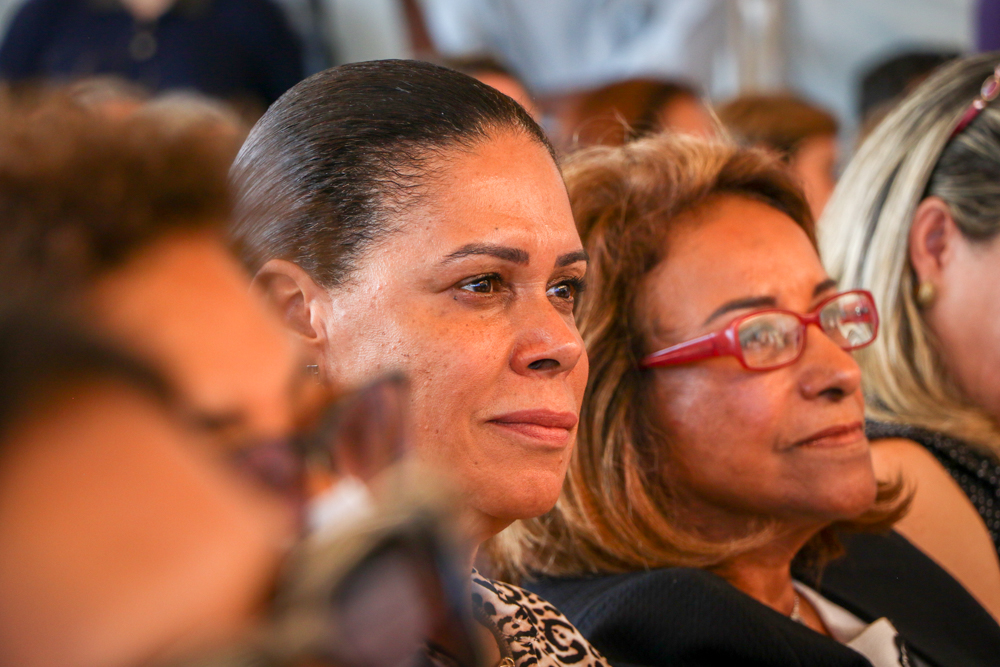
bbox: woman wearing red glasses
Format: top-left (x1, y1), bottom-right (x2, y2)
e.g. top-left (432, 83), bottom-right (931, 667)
top-left (490, 133), bottom-right (1000, 667)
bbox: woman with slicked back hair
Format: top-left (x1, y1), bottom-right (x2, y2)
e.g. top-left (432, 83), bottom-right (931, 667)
top-left (822, 53), bottom-right (1000, 620)
top-left (230, 60), bottom-right (606, 667)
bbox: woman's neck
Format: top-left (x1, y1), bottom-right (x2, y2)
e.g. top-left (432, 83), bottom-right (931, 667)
top-left (710, 528), bottom-right (829, 635)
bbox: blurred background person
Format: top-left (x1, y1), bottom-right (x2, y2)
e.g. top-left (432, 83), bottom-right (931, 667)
top-left (822, 53), bottom-right (1000, 621)
top-left (232, 59), bottom-right (606, 667)
top-left (442, 54), bottom-right (539, 120)
top-left (497, 133), bottom-right (1000, 667)
top-left (856, 49), bottom-right (960, 141)
top-left (554, 77), bottom-right (714, 150)
top-left (0, 0), bottom-right (304, 118)
top-left (719, 93), bottom-right (840, 220)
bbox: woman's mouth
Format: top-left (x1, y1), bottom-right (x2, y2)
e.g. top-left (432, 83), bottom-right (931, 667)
top-left (793, 421), bottom-right (866, 449)
top-left (487, 410), bottom-right (577, 446)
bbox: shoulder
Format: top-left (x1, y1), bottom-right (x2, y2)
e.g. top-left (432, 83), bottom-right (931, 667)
top-left (528, 567), bottom-right (736, 620)
top-left (527, 568), bottom-right (784, 639)
top-left (525, 569), bottom-right (870, 667)
top-left (869, 436), bottom-right (1000, 620)
top-left (472, 572), bottom-right (610, 667)
top-left (870, 436), bottom-right (945, 475)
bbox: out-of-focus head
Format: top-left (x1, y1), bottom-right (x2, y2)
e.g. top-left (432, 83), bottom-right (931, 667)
top-left (0, 93), bottom-right (306, 450)
top-left (857, 49), bottom-right (960, 139)
top-left (562, 78), bottom-right (714, 148)
top-left (496, 134), bottom-right (904, 581)
top-left (443, 55), bottom-right (540, 120)
top-left (718, 93), bottom-right (839, 220)
top-left (231, 60), bottom-right (588, 542)
top-left (0, 315), bottom-right (289, 667)
top-left (823, 53), bottom-right (1000, 452)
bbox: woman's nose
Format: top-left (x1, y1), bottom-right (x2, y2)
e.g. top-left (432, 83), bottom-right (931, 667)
top-left (797, 324), bottom-right (863, 401)
top-left (510, 301), bottom-right (585, 377)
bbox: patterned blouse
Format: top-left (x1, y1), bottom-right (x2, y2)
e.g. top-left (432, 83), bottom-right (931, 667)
top-left (467, 571), bottom-right (609, 667)
top-left (867, 419), bottom-right (1000, 554)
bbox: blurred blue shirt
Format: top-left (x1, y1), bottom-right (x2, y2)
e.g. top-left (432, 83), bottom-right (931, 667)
top-left (0, 0), bottom-right (304, 108)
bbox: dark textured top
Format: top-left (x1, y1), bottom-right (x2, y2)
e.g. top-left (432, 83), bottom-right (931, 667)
top-left (529, 567), bottom-right (875, 667)
top-left (528, 531), bottom-right (1000, 667)
top-left (866, 419), bottom-right (1000, 553)
top-left (0, 0), bottom-right (303, 108)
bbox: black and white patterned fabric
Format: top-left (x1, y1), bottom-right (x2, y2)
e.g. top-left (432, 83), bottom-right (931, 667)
top-left (866, 419), bottom-right (1000, 554)
top-left (470, 571), bottom-right (609, 667)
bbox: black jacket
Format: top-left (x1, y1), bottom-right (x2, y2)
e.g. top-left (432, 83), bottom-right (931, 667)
top-left (527, 531), bottom-right (1000, 667)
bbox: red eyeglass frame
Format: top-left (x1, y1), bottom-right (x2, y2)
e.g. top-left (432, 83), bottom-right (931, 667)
top-left (639, 289), bottom-right (879, 371)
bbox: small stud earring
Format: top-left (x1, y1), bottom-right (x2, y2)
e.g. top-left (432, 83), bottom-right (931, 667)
top-left (916, 281), bottom-right (936, 307)
top-left (305, 364), bottom-right (320, 376)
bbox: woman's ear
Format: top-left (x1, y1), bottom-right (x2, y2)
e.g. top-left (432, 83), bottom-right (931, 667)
top-left (909, 196), bottom-right (958, 286)
top-left (252, 259), bottom-right (327, 348)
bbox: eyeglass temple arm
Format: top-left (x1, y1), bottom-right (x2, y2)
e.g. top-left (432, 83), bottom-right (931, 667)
top-left (640, 332), bottom-right (725, 369)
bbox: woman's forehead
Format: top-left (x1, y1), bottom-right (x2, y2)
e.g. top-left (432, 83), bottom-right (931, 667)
top-left (641, 197), bottom-right (825, 325)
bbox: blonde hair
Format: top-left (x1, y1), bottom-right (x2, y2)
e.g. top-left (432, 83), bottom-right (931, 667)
top-left (820, 53), bottom-right (1000, 454)
top-left (489, 133), bottom-right (906, 581)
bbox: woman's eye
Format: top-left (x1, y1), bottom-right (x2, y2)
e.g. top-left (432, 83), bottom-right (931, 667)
top-left (459, 275), bottom-right (499, 294)
top-left (548, 283), bottom-right (574, 301)
top-left (548, 278), bottom-right (583, 303)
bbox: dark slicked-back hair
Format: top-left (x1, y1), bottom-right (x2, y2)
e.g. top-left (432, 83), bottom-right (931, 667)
top-left (230, 59), bottom-right (556, 287)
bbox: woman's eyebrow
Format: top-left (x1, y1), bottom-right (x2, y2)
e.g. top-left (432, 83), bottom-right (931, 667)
top-left (813, 278), bottom-right (838, 296)
top-left (703, 279), bottom-right (840, 326)
top-left (557, 249), bottom-right (589, 267)
top-left (439, 243), bottom-right (529, 265)
top-left (703, 296), bottom-right (777, 326)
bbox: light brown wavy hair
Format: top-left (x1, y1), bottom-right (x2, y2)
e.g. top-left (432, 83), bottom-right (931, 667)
top-left (489, 133), bottom-right (908, 582)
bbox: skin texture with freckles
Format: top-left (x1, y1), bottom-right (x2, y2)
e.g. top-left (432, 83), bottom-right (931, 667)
top-left (639, 194), bottom-right (876, 632)
top-left (308, 131), bottom-right (588, 541)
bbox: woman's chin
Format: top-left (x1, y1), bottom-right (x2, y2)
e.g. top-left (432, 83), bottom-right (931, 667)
top-left (814, 475), bottom-right (880, 522)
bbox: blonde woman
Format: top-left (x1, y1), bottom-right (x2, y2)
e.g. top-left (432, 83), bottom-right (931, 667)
top-left (493, 133), bottom-right (1000, 667)
top-left (821, 53), bottom-right (1000, 620)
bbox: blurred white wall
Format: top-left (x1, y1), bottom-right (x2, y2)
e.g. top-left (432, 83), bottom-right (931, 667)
top-left (786, 0), bottom-right (974, 135)
top-left (419, 0), bottom-right (975, 132)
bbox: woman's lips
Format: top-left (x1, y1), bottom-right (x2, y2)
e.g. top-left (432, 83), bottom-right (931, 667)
top-left (794, 421), bottom-right (866, 449)
top-left (487, 410), bottom-right (578, 445)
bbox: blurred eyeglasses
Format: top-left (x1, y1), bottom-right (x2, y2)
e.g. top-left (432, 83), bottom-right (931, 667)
top-left (639, 290), bottom-right (879, 372)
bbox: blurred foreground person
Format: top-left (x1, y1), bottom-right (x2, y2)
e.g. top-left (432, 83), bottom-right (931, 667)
top-left (0, 315), bottom-right (289, 667)
top-left (719, 93), bottom-right (839, 220)
top-left (0, 93), bottom-right (311, 471)
top-left (232, 60), bottom-right (607, 667)
top-left (822, 54), bottom-right (1000, 620)
top-left (499, 134), bottom-right (1000, 667)
top-left (0, 316), bottom-right (483, 667)
top-left (558, 78), bottom-right (714, 150)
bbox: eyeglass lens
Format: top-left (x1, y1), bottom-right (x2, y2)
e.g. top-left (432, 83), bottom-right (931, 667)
top-left (736, 292), bottom-right (877, 370)
top-left (738, 312), bottom-right (804, 369)
top-left (819, 292), bottom-right (877, 349)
